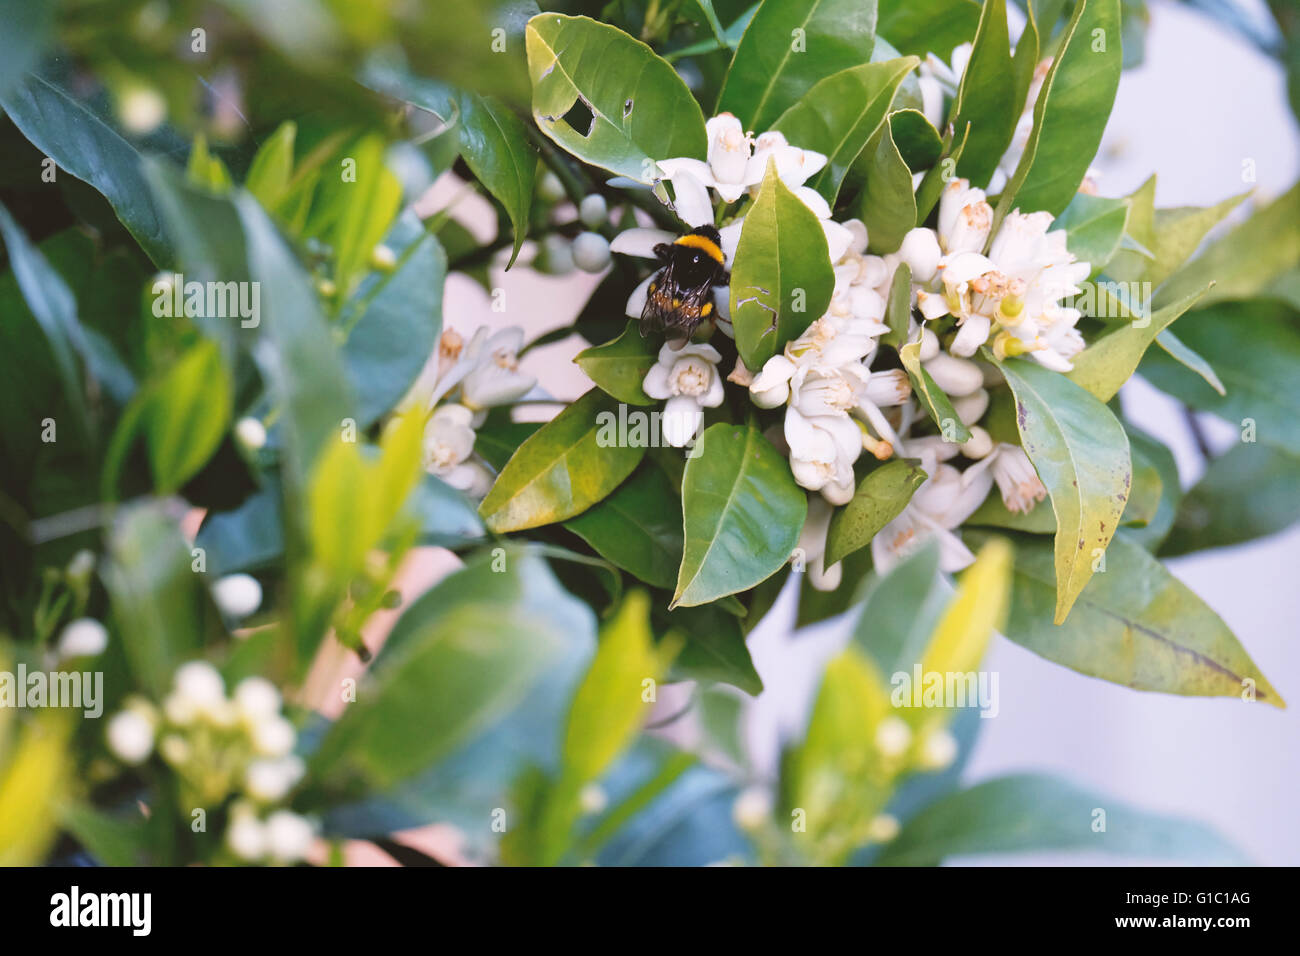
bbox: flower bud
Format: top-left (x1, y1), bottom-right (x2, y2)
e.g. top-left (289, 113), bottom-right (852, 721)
top-left (579, 784), bottom-right (608, 815)
top-left (578, 194), bottom-right (608, 229)
top-left (212, 573), bottom-right (263, 620)
top-left (572, 231), bottom-right (612, 273)
top-left (917, 728), bottom-right (958, 770)
top-left (866, 813), bottom-right (901, 843)
top-left (107, 710), bottom-right (155, 765)
top-left (923, 353), bottom-right (984, 397)
top-left (874, 716), bottom-right (912, 757)
top-left (731, 786), bottom-right (773, 831)
top-left (370, 244), bottom-right (397, 271)
top-left (57, 618), bottom-right (108, 659)
top-left (235, 416), bottom-right (267, 452)
top-left (960, 425), bottom-right (994, 459)
top-left (897, 227), bottom-right (942, 283)
top-left (265, 810), bottom-right (315, 862)
top-left (234, 677), bottom-right (282, 722)
top-left (226, 814), bottom-right (267, 861)
top-left (538, 171), bottom-right (566, 202)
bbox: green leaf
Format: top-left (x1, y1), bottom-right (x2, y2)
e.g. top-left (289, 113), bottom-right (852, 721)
top-left (144, 340), bottom-right (233, 494)
top-left (718, 0), bottom-right (879, 131)
top-left (526, 13), bottom-right (707, 182)
top-left (857, 113), bottom-right (917, 254)
top-left (888, 109), bottom-right (944, 172)
top-left (882, 261), bottom-right (912, 348)
top-left (1143, 192), bottom-right (1249, 290)
top-left (1066, 282), bottom-right (1213, 401)
top-left (875, 0), bottom-right (980, 59)
top-left (788, 646), bottom-right (892, 861)
top-left (0, 0), bottom-right (50, 98)
top-left (456, 92), bottom-right (537, 269)
top-left (61, 804), bottom-right (149, 867)
top-left (331, 135), bottom-right (403, 299)
top-left (1162, 442), bottom-right (1300, 556)
top-left (574, 321), bottom-right (657, 405)
top-left (1152, 329), bottom-right (1224, 395)
top-left (663, 603), bottom-right (763, 695)
top-left (564, 457), bottom-right (684, 590)
top-left (770, 57), bottom-right (918, 206)
top-left (851, 541), bottom-right (948, 675)
top-left (0, 70), bottom-right (170, 264)
top-left (1121, 421), bottom-right (1181, 551)
top-left (996, 0), bottom-right (1122, 219)
top-left (876, 774), bottom-right (1247, 865)
top-left (479, 388), bottom-right (646, 533)
top-left (674, 422), bottom-right (806, 608)
top-left (824, 459), bottom-right (927, 567)
top-left (980, 531), bottom-right (1284, 706)
top-left (950, 0), bottom-right (1016, 188)
top-left (729, 161), bottom-right (835, 370)
top-left (185, 135), bottom-right (233, 192)
top-left (311, 549), bottom-right (595, 788)
top-left (341, 212), bottom-right (445, 427)
top-left (899, 340), bottom-right (972, 442)
top-left (245, 121), bottom-right (297, 210)
top-left (997, 356), bottom-right (1130, 624)
top-left (103, 504), bottom-right (208, 696)
top-left (1051, 192), bottom-right (1130, 278)
top-left (1140, 301), bottom-right (1300, 451)
top-left (562, 591), bottom-right (664, 786)
top-left (1157, 182), bottom-right (1300, 309)
top-left (917, 537), bottom-right (1011, 690)
top-left (0, 204), bottom-right (90, 437)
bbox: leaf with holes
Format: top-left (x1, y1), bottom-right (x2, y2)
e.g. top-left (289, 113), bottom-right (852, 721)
top-left (526, 13), bottom-right (706, 182)
top-left (729, 162), bottom-right (835, 370)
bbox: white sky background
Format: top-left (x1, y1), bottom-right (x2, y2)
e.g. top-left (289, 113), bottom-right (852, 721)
top-left (434, 0), bottom-right (1300, 865)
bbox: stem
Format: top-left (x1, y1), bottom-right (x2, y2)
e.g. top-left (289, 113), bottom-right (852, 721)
top-left (1183, 405), bottom-right (1213, 461)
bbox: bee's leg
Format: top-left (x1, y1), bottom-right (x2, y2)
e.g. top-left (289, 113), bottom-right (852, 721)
top-left (652, 243), bottom-right (673, 263)
top-left (718, 269), bottom-right (731, 285)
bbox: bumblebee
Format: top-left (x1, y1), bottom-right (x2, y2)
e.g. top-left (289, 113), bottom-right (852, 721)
top-left (640, 225), bottom-right (730, 344)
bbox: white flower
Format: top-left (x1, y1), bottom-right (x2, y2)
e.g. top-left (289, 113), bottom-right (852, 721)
top-left (57, 618), bottom-right (108, 659)
top-left (234, 677), bottom-right (281, 723)
top-left (235, 416), bottom-right (267, 452)
top-left (458, 327), bottom-right (536, 411)
top-left (732, 785), bottom-right (773, 831)
top-left (921, 200), bottom-right (1090, 369)
top-left (642, 343), bottom-right (725, 447)
top-left (875, 716), bottom-right (913, 757)
top-left (264, 810), bottom-right (315, 863)
top-left (226, 814), bottom-right (268, 861)
top-left (423, 403), bottom-right (493, 497)
top-left (250, 715), bottom-right (296, 758)
top-left (917, 43), bottom-right (973, 129)
top-left (990, 443), bottom-right (1048, 513)
top-left (212, 573), bottom-right (262, 620)
top-left (937, 179), bottom-right (994, 255)
top-left (797, 495), bottom-right (842, 592)
top-left (784, 406), bottom-right (861, 504)
top-left (106, 709), bottom-right (155, 765)
top-left (658, 113), bottom-right (759, 209)
top-left (572, 231), bottom-right (611, 273)
top-left (118, 85), bottom-right (166, 134)
top-left (872, 447), bottom-right (996, 574)
top-left (159, 733), bottom-right (190, 765)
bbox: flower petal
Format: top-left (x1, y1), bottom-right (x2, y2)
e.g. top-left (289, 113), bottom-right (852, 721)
top-left (611, 228), bottom-right (676, 259)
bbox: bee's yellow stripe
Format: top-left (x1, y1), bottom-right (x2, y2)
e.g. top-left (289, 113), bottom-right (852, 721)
top-left (673, 233), bottom-right (724, 264)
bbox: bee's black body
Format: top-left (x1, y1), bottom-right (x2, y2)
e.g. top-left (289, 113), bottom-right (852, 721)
top-left (640, 225), bottom-right (730, 343)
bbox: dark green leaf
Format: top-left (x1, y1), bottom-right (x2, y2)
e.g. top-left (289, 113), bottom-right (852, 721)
top-left (574, 320), bottom-right (657, 405)
top-left (824, 459), bottom-right (927, 567)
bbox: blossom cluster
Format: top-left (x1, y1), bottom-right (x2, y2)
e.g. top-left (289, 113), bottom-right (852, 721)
top-left (606, 93), bottom-right (1089, 586)
top-left (421, 325), bottom-right (535, 498)
top-left (105, 661), bottom-right (315, 864)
